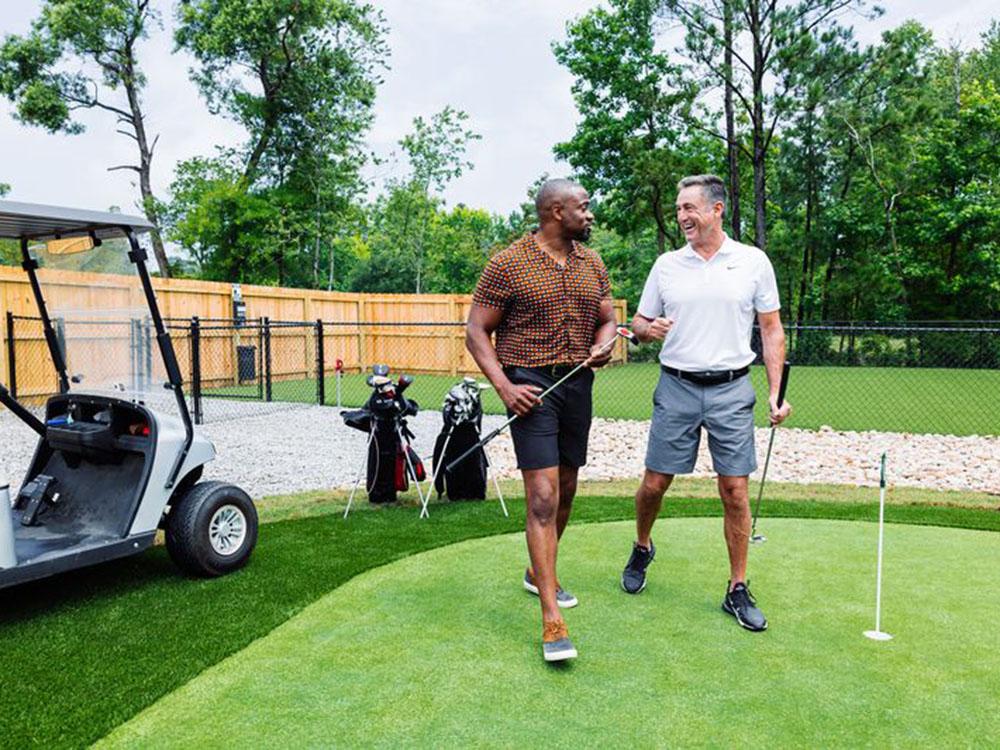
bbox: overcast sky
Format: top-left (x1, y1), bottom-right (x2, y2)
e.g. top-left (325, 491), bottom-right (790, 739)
top-left (1, 0), bottom-right (997, 219)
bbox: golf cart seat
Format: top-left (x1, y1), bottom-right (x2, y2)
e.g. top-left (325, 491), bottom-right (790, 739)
top-left (47, 421), bottom-right (117, 459)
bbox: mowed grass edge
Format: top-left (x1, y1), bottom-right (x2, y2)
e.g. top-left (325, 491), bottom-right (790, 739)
top-left (1, 489), bottom-right (998, 749)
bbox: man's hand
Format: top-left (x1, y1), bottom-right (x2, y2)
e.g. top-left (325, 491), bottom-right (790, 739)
top-left (647, 317), bottom-right (674, 341)
top-left (499, 382), bottom-right (543, 417)
top-left (586, 341), bottom-right (613, 368)
top-left (769, 396), bottom-right (792, 426)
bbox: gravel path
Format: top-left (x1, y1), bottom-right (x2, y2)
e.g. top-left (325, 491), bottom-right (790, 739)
top-left (1, 407), bottom-right (998, 498)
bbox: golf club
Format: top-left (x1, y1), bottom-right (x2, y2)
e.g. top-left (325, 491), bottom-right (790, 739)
top-left (445, 326), bottom-right (639, 474)
top-left (750, 360), bottom-right (791, 544)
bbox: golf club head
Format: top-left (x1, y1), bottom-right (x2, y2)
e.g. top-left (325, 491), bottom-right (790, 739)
top-left (750, 533), bottom-right (767, 544)
top-left (616, 326), bottom-right (640, 345)
top-left (372, 363), bottom-right (390, 377)
top-left (397, 374), bottom-right (414, 393)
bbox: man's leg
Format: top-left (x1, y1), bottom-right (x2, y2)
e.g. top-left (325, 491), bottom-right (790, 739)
top-left (717, 474), bottom-right (750, 585)
top-left (525, 465), bottom-right (580, 607)
top-left (718, 473), bottom-right (767, 631)
top-left (636, 469), bottom-right (672, 547)
top-left (523, 466), bottom-right (563, 625)
top-left (620, 469), bottom-right (672, 594)
top-left (556, 464), bottom-right (578, 540)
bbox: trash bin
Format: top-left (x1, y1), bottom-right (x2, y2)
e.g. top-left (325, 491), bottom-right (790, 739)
top-left (237, 345), bottom-right (257, 382)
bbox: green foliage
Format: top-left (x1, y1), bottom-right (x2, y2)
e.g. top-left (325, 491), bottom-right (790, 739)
top-left (348, 107), bottom-right (483, 293)
top-left (175, 0), bottom-right (387, 186)
top-left (553, 0), bottom-right (703, 251)
top-left (168, 0), bottom-right (389, 288)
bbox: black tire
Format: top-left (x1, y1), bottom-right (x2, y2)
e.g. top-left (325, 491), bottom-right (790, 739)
top-left (165, 481), bottom-right (258, 577)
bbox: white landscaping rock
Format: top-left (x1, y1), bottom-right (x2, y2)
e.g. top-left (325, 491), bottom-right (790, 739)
top-left (1, 408), bottom-right (997, 499)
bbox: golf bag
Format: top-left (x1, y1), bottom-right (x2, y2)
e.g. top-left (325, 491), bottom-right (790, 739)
top-left (432, 378), bottom-right (488, 500)
top-left (341, 368), bottom-right (424, 504)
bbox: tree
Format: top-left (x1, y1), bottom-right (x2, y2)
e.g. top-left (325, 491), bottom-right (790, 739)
top-left (663, 0), bottom-right (880, 251)
top-left (553, 0), bottom-right (699, 253)
top-left (353, 106), bottom-right (480, 293)
top-left (175, 0), bottom-right (387, 187)
top-left (169, 0), bottom-right (388, 285)
top-left (0, 0), bottom-right (171, 275)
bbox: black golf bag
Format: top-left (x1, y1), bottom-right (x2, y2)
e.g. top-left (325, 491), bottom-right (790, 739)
top-left (432, 378), bottom-right (488, 500)
top-left (341, 368), bottom-right (424, 504)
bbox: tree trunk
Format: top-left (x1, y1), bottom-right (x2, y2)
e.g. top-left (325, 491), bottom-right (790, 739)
top-left (796, 108), bottom-right (816, 330)
top-left (651, 183), bottom-right (668, 253)
top-left (122, 51), bottom-right (170, 277)
top-left (749, 0), bottom-right (767, 251)
top-left (723, 0), bottom-right (741, 241)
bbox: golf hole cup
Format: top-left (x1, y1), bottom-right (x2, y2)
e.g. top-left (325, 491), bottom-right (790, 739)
top-left (0, 483), bottom-right (17, 569)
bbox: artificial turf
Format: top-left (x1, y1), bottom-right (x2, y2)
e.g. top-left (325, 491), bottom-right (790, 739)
top-left (1, 496), bottom-right (998, 749)
top-left (97, 518), bottom-right (1000, 748)
top-left (208, 363), bottom-right (1000, 436)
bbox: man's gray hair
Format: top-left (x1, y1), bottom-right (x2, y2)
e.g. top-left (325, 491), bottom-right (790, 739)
top-left (677, 174), bottom-right (726, 214)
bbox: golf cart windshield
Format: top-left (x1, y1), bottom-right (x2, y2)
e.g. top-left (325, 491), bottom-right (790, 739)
top-left (31, 236), bottom-right (170, 402)
top-left (0, 201), bottom-right (181, 412)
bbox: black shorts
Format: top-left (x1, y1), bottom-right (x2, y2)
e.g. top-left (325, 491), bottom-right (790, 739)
top-left (504, 366), bottom-right (595, 470)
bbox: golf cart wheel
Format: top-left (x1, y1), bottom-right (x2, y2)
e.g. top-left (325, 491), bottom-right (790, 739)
top-left (166, 481), bottom-right (258, 577)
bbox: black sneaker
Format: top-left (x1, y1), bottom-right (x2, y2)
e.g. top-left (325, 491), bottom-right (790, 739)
top-left (621, 540), bottom-right (655, 594)
top-left (722, 581), bottom-right (768, 631)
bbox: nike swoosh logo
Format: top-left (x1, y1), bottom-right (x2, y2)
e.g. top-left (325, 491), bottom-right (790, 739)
top-left (726, 265), bottom-right (738, 270)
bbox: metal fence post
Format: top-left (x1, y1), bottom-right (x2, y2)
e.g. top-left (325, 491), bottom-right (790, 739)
top-left (144, 316), bottom-right (153, 390)
top-left (316, 318), bottom-right (325, 405)
top-left (263, 316), bottom-right (273, 402)
top-left (190, 316), bottom-right (203, 425)
top-left (6, 312), bottom-right (16, 399)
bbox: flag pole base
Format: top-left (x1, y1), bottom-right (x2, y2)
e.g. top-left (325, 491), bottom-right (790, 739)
top-left (863, 630), bottom-right (893, 641)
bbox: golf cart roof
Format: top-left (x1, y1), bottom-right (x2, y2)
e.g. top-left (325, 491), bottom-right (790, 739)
top-left (0, 200), bottom-right (154, 242)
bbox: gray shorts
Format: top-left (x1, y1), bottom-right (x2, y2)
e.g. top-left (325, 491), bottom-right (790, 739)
top-left (645, 370), bottom-right (758, 477)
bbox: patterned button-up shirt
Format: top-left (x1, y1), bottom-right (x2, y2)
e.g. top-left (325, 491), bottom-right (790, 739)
top-left (472, 232), bottom-right (612, 367)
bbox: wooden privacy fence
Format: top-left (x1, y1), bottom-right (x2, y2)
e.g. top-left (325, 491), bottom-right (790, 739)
top-left (0, 266), bottom-right (629, 399)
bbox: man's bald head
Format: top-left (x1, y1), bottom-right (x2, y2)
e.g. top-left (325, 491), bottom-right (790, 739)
top-left (535, 178), bottom-right (586, 220)
top-left (533, 178), bottom-right (593, 242)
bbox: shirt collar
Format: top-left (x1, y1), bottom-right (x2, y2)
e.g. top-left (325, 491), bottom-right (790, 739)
top-left (528, 232), bottom-right (583, 259)
top-left (682, 233), bottom-right (733, 260)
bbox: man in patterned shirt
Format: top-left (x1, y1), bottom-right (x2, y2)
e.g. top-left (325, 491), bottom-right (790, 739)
top-left (466, 178), bottom-right (617, 662)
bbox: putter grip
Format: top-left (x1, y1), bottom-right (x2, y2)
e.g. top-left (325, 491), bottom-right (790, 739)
top-left (776, 361), bottom-right (791, 408)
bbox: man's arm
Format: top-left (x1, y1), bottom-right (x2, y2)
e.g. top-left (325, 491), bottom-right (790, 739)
top-left (757, 310), bottom-right (791, 425)
top-left (631, 313), bottom-right (673, 343)
top-left (587, 299), bottom-right (620, 367)
top-left (465, 304), bottom-right (541, 416)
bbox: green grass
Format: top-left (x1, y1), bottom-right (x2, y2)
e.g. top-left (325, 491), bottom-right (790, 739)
top-left (209, 363), bottom-right (1000, 435)
top-left (98, 519), bottom-right (1000, 748)
top-left (2, 491), bottom-right (998, 748)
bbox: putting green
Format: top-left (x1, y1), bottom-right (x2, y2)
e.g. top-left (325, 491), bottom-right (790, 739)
top-left (99, 519), bottom-right (999, 748)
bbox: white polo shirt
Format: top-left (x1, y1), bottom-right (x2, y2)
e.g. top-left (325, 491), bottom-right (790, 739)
top-left (636, 235), bottom-right (780, 371)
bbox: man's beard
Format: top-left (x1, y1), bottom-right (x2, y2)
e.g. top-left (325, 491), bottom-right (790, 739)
top-left (573, 225), bottom-right (592, 242)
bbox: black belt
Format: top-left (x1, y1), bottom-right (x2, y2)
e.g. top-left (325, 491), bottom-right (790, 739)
top-left (510, 363), bottom-right (578, 379)
top-left (662, 365), bottom-right (749, 386)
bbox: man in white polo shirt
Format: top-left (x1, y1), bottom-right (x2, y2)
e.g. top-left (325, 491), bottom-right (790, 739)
top-left (619, 174), bottom-right (791, 632)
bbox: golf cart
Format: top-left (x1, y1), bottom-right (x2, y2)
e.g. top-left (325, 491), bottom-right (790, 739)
top-left (0, 201), bottom-right (257, 590)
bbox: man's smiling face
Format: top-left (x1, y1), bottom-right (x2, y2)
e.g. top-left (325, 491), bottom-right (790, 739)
top-left (675, 185), bottom-right (722, 244)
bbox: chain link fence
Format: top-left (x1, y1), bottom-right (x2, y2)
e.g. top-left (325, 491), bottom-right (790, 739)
top-left (4, 313), bottom-right (999, 436)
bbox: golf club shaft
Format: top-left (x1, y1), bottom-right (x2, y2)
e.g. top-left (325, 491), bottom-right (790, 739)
top-left (444, 329), bottom-right (628, 474)
top-left (750, 361), bottom-right (791, 537)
